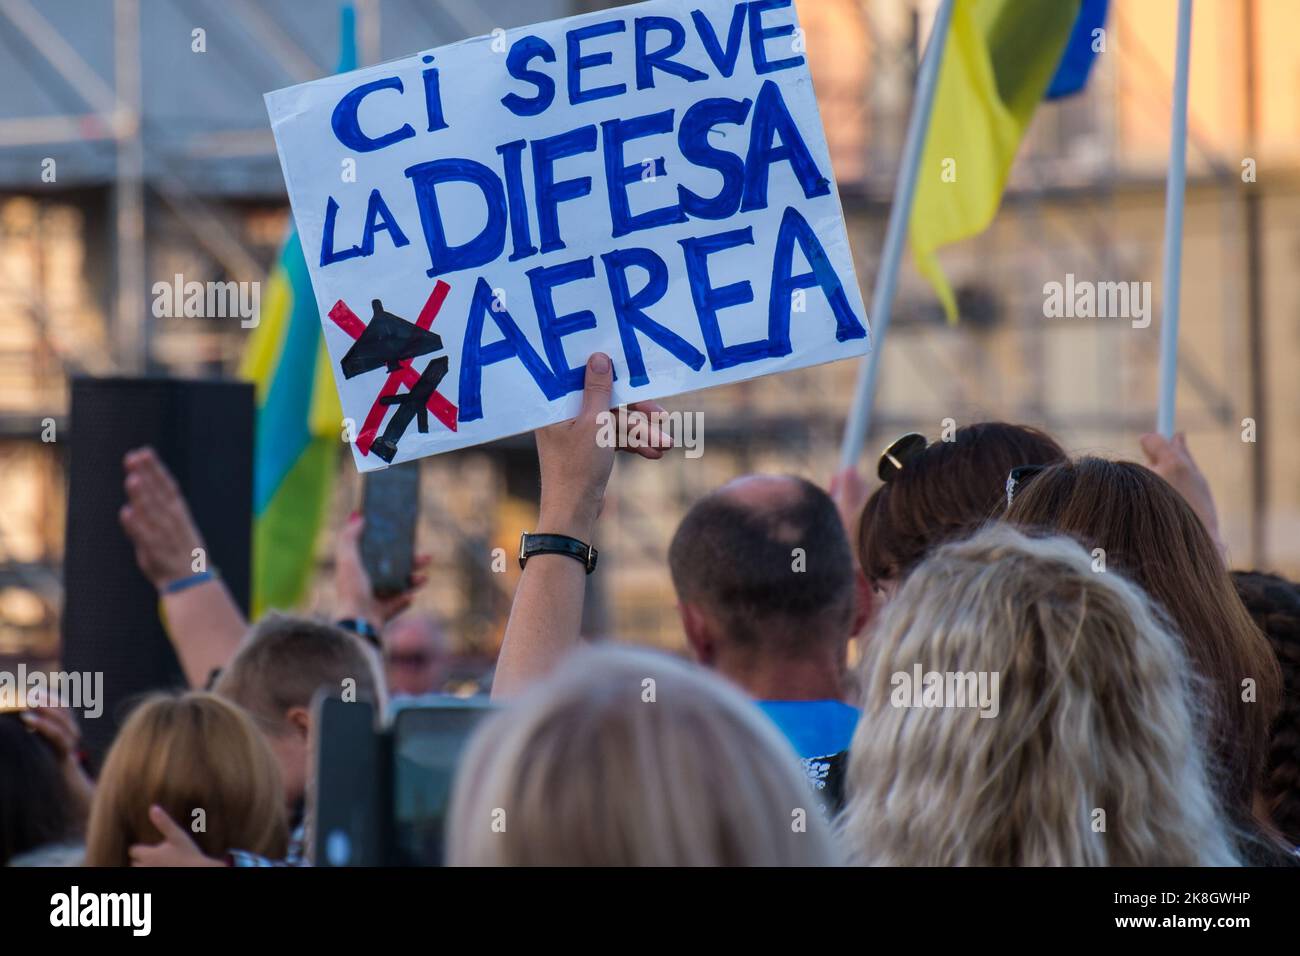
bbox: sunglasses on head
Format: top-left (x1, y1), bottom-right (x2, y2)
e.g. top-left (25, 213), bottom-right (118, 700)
top-left (1005, 464), bottom-right (1046, 508)
top-left (876, 432), bottom-right (929, 482)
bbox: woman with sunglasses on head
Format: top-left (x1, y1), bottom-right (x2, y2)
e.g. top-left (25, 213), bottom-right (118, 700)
top-left (842, 423), bottom-right (1067, 605)
top-left (834, 424), bottom-right (1220, 604)
top-left (1004, 457), bottom-right (1292, 865)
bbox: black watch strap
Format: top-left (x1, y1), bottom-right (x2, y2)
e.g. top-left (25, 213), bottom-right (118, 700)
top-left (519, 532), bottom-right (598, 574)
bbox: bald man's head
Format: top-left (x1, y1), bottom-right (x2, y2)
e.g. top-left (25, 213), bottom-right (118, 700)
top-left (668, 475), bottom-right (854, 661)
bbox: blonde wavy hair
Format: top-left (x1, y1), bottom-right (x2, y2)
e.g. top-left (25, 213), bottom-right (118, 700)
top-left (448, 644), bottom-right (838, 866)
top-left (85, 692), bottom-right (288, 866)
top-left (841, 526), bottom-right (1239, 866)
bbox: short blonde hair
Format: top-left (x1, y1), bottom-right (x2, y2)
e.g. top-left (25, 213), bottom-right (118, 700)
top-left (214, 612), bottom-right (385, 734)
top-left (842, 525), bottom-right (1239, 866)
top-left (85, 692), bottom-right (287, 866)
top-left (448, 644), bottom-right (838, 866)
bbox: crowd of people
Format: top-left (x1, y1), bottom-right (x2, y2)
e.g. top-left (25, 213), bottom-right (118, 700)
top-left (3, 351), bottom-right (1299, 867)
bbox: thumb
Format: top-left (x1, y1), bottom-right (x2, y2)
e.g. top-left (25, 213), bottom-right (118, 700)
top-left (578, 353), bottom-right (614, 423)
top-left (149, 804), bottom-right (197, 847)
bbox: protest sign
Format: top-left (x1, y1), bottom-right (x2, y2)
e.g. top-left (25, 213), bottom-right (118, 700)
top-left (266, 0), bottom-right (870, 470)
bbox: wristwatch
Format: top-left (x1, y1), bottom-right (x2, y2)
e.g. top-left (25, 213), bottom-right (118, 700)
top-left (518, 532), bottom-right (598, 574)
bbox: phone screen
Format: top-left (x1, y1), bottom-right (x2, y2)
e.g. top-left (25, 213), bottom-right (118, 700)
top-left (360, 461), bottom-right (420, 597)
top-left (390, 699), bottom-right (493, 866)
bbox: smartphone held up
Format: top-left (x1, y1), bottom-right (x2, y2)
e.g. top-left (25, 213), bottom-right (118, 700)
top-left (360, 462), bottom-right (420, 598)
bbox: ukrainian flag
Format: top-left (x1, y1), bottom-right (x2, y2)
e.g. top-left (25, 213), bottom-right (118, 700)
top-left (1047, 0), bottom-right (1110, 100)
top-left (241, 6), bottom-right (356, 615)
top-left (909, 0), bottom-right (1083, 321)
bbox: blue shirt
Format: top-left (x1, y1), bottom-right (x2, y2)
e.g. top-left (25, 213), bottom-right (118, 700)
top-left (757, 700), bottom-right (860, 759)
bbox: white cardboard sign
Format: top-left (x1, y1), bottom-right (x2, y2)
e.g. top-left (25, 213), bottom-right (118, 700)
top-left (266, 0), bottom-right (870, 470)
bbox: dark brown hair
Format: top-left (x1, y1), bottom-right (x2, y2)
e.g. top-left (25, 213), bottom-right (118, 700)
top-left (1233, 570), bottom-right (1300, 846)
top-left (1005, 458), bottom-right (1281, 823)
top-left (858, 423), bottom-right (1066, 582)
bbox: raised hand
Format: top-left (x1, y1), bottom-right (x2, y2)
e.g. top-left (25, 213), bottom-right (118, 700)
top-left (20, 705), bottom-right (95, 819)
top-left (494, 353), bottom-right (671, 698)
top-left (333, 512), bottom-right (431, 626)
top-left (1139, 431), bottom-right (1225, 558)
top-left (119, 446), bottom-right (249, 687)
top-left (118, 447), bottom-right (206, 589)
top-left (535, 352), bottom-right (671, 539)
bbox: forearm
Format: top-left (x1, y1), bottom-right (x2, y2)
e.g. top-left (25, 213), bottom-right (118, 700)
top-left (492, 352), bottom-right (652, 698)
top-left (160, 579), bottom-right (249, 688)
top-left (491, 508), bottom-right (594, 699)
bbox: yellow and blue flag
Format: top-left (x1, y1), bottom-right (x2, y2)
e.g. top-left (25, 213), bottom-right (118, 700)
top-left (1047, 0), bottom-right (1109, 100)
top-left (909, 0), bottom-right (1103, 321)
top-left (240, 5), bottom-right (356, 616)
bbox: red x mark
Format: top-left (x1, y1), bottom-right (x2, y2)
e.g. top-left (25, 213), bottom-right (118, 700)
top-left (328, 281), bottom-right (459, 456)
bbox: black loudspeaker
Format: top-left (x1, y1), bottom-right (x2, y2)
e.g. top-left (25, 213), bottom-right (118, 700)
top-left (61, 377), bottom-right (254, 768)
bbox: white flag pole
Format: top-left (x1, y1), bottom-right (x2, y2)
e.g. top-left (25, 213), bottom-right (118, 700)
top-left (1156, 0), bottom-right (1194, 437)
top-left (839, 0), bottom-right (956, 469)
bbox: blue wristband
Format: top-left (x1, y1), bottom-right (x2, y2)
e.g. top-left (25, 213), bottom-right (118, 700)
top-left (161, 570), bottom-right (216, 595)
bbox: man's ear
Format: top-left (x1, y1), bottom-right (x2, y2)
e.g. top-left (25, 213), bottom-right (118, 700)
top-left (678, 602), bottom-right (716, 666)
top-left (285, 706), bottom-right (311, 741)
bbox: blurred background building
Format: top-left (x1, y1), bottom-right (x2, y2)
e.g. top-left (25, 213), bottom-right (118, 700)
top-left (1, 0), bottom-right (1296, 667)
